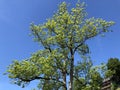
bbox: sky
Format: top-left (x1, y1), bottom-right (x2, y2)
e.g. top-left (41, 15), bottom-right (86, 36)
top-left (0, 0), bottom-right (120, 90)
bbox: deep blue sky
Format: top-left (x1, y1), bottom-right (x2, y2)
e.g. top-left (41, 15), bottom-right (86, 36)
top-left (0, 0), bottom-right (120, 90)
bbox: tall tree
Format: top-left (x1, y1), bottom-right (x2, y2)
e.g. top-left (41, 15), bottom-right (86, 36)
top-left (7, 1), bottom-right (114, 90)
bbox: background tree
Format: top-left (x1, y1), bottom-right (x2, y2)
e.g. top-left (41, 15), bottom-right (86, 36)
top-left (74, 56), bottom-right (93, 90)
top-left (7, 1), bottom-right (114, 90)
top-left (74, 57), bottom-right (103, 90)
top-left (105, 58), bottom-right (120, 88)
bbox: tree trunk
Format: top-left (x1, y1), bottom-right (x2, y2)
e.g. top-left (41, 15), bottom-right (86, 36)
top-left (63, 72), bottom-right (67, 90)
top-left (69, 49), bottom-right (74, 90)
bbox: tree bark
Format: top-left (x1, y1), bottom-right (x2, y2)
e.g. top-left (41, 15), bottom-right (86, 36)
top-left (69, 49), bottom-right (74, 90)
top-left (63, 72), bottom-right (67, 90)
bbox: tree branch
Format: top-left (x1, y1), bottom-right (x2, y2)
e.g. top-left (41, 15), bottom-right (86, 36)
top-left (19, 76), bottom-right (63, 84)
top-left (73, 75), bottom-right (87, 86)
top-left (73, 30), bottom-right (105, 54)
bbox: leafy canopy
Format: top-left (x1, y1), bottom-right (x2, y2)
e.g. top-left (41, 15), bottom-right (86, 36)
top-left (6, 1), bottom-right (114, 89)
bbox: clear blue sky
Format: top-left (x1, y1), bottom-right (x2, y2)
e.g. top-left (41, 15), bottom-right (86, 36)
top-left (0, 0), bottom-right (120, 90)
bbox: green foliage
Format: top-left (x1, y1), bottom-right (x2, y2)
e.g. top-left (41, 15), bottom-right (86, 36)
top-left (6, 1), bottom-right (114, 89)
top-left (117, 88), bottom-right (120, 90)
top-left (89, 68), bottom-right (102, 90)
top-left (106, 58), bottom-right (120, 85)
top-left (107, 58), bottom-right (120, 72)
top-left (74, 58), bottom-right (103, 90)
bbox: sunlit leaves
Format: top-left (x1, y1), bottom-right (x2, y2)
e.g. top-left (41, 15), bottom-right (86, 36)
top-left (7, 60), bottom-right (40, 80)
top-left (6, 1), bottom-right (114, 89)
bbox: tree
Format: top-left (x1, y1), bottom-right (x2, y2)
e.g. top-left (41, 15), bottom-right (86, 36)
top-left (74, 57), bottom-right (103, 90)
top-left (6, 1), bottom-right (114, 90)
top-left (74, 56), bottom-right (103, 90)
top-left (106, 58), bottom-right (120, 85)
top-left (89, 67), bottom-right (103, 90)
top-left (74, 56), bottom-right (93, 90)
